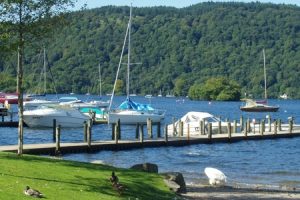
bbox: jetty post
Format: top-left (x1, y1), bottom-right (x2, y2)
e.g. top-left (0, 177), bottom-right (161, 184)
top-left (273, 120), bottom-right (277, 135)
top-left (233, 120), bottom-right (237, 133)
top-left (111, 123), bottom-right (115, 140)
top-left (83, 121), bottom-right (87, 142)
top-left (116, 119), bottom-right (121, 139)
top-left (187, 124), bottom-right (190, 141)
top-left (52, 119), bottom-right (56, 141)
top-left (278, 119), bottom-right (282, 131)
top-left (200, 120), bottom-right (204, 135)
top-left (135, 123), bottom-right (139, 139)
top-left (246, 119), bottom-right (250, 133)
top-left (240, 116), bottom-right (243, 131)
top-left (218, 121), bottom-right (221, 134)
top-left (87, 120), bottom-right (92, 148)
top-left (203, 119), bottom-right (206, 135)
top-left (157, 122), bottom-right (161, 138)
top-left (260, 120), bottom-right (264, 135)
top-left (172, 117), bottom-right (176, 136)
top-left (179, 121), bottom-right (183, 137)
top-left (139, 124), bottom-right (144, 143)
top-left (268, 116), bottom-right (272, 132)
top-left (244, 121), bottom-right (248, 137)
top-left (208, 123), bottom-right (212, 141)
top-left (164, 125), bottom-right (168, 143)
top-left (55, 125), bottom-right (61, 156)
top-left (289, 119), bottom-right (293, 134)
top-left (147, 118), bottom-right (153, 138)
top-left (227, 122), bottom-right (231, 141)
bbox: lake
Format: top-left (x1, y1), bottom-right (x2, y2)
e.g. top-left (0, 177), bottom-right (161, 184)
top-left (1, 95), bottom-right (300, 188)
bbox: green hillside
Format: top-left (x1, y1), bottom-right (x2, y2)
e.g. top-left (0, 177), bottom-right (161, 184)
top-left (1, 2), bottom-right (299, 98)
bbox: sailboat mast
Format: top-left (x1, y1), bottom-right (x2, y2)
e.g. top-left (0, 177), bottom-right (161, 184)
top-left (43, 48), bottom-right (46, 94)
top-left (263, 49), bottom-right (267, 100)
top-left (126, 5), bottom-right (132, 98)
top-left (98, 63), bottom-right (102, 97)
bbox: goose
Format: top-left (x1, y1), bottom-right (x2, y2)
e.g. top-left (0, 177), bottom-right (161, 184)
top-left (24, 186), bottom-right (43, 198)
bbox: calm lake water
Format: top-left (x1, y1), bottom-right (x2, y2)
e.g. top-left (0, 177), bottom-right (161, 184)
top-left (1, 95), bottom-right (300, 188)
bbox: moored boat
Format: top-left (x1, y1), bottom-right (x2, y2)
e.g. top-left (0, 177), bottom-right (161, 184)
top-left (23, 104), bottom-right (89, 128)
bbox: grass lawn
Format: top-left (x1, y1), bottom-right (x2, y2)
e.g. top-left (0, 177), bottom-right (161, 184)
top-left (0, 152), bottom-right (177, 200)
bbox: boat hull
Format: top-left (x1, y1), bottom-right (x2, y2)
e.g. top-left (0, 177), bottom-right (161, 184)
top-left (108, 110), bottom-right (164, 124)
top-left (23, 108), bottom-right (89, 128)
top-left (240, 106), bottom-right (279, 112)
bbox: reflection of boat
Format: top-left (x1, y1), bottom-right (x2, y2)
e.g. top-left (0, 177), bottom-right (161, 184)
top-left (240, 99), bottom-right (279, 112)
top-left (108, 5), bottom-right (165, 125)
top-left (167, 112), bottom-right (238, 135)
top-left (23, 104), bottom-right (89, 128)
top-left (240, 49), bottom-right (279, 112)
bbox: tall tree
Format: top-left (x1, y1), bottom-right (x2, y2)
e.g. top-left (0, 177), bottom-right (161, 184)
top-left (0, 0), bottom-right (75, 155)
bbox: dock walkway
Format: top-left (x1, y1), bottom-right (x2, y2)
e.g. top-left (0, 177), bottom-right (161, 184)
top-left (1, 131), bottom-right (299, 155)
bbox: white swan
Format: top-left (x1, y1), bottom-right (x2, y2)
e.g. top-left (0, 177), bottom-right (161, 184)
top-left (204, 167), bottom-right (227, 186)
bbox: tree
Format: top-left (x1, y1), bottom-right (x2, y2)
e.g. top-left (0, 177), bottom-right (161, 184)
top-left (0, 0), bottom-right (75, 155)
top-left (189, 77), bottom-right (241, 101)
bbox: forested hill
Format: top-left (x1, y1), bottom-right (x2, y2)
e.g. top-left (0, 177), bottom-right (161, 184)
top-left (1, 2), bottom-right (300, 98)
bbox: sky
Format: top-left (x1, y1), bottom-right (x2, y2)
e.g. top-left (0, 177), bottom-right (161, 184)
top-left (73, 0), bottom-right (300, 10)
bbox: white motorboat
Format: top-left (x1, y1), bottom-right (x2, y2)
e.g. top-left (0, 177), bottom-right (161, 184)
top-left (23, 99), bottom-right (59, 110)
top-left (23, 105), bottom-right (89, 128)
top-left (167, 111), bottom-right (239, 136)
top-left (107, 6), bottom-right (165, 125)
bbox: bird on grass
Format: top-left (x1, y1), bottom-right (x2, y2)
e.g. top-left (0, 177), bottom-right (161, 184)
top-left (24, 186), bottom-right (43, 198)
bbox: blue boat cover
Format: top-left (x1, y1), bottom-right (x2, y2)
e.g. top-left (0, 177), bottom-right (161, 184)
top-left (118, 98), bottom-right (154, 111)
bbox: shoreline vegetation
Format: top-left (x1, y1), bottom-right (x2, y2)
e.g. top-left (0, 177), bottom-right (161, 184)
top-left (1, 152), bottom-right (299, 199)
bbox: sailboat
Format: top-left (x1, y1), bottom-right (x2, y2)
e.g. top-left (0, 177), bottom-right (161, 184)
top-left (240, 49), bottom-right (279, 112)
top-left (108, 5), bottom-right (165, 124)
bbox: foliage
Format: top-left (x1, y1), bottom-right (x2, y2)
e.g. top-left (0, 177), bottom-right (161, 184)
top-left (0, 2), bottom-right (299, 98)
top-left (0, 152), bottom-right (176, 200)
top-left (189, 77), bottom-right (241, 101)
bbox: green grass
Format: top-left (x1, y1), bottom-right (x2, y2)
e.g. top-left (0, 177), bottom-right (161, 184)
top-left (0, 152), bottom-right (177, 200)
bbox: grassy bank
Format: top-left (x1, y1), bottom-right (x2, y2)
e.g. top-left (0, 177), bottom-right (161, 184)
top-left (0, 152), bottom-right (176, 200)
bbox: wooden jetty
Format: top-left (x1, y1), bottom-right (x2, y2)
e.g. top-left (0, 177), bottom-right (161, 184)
top-left (0, 118), bottom-right (299, 155)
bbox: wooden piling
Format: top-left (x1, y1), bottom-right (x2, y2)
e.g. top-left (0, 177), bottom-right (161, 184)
top-left (227, 122), bottom-right (231, 140)
top-left (83, 121), bottom-right (87, 142)
top-left (116, 119), bottom-right (121, 139)
top-left (200, 120), bottom-right (204, 135)
top-left (135, 123), bottom-right (139, 139)
top-left (240, 116), bottom-right (243, 131)
top-left (233, 120), bottom-right (237, 133)
top-left (55, 125), bottom-right (61, 156)
top-left (278, 119), bottom-right (282, 131)
top-left (115, 126), bottom-right (118, 144)
top-left (260, 120), bottom-right (264, 135)
top-left (52, 119), bottom-right (56, 141)
top-left (203, 119), bottom-right (206, 135)
top-left (244, 121), bottom-right (248, 137)
top-left (247, 119), bottom-right (250, 133)
top-left (147, 118), bottom-right (153, 138)
top-left (157, 122), bottom-right (161, 138)
top-left (187, 124), bottom-right (190, 141)
top-left (172, 117), bottom-right (176, 136)
top-left (139, 124), bottom-right (144, 143)
top-left (179, 121), bottom-right (183, 137)
top-left (218, 121), bottom-right (221, 134)
top-left (268, 116), bottom-right (272, 132)
top-left (208, 123), bottom-right (212, 141)
top-left (112, 123), bottom-right (116, 140)
top-left (164, 125), bottom-right (168, 143)
top-left (273, 121), bottom-right (277, 135)
top-left (87, 120), bottom-right (91, 148)
top-left (289, 119), bottom-right (293, 134)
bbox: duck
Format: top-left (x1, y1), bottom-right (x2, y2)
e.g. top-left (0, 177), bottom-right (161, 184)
top-left (24, 186), bottom-right (43, 198)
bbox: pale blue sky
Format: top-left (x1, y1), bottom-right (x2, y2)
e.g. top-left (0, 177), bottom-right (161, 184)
top-left (74, 0), bottom-right (299, 10)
